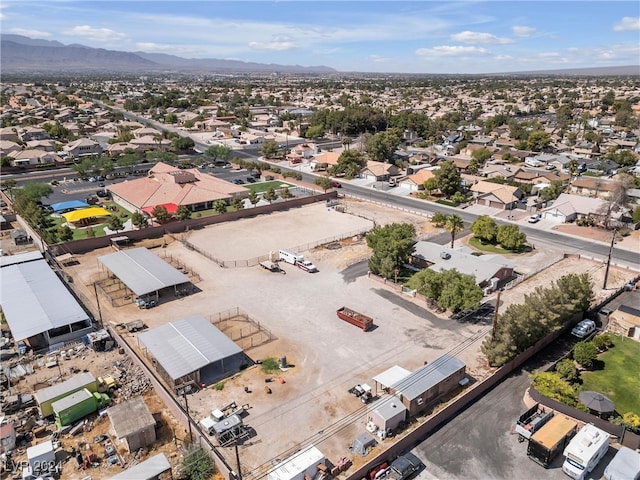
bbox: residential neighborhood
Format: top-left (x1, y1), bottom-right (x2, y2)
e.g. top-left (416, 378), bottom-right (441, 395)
top-left (1, 64), bottom-right (640, 480)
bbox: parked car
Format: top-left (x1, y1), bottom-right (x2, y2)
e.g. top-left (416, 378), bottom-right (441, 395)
top-left (246, 177), bottom-right (256, 183)
top-left (528, 213), bottom-right (542, 223)
top-left (545, 164), bottom-right (556, 170)
top-left (331, 181), bottom-right (342, 188)
top-left (571, 319), bottom-right (596, 338)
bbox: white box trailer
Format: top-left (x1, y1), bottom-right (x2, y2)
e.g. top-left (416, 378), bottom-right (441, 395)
top-left (604, 446), bottom-right (640, 480)
top-left (562, 423), bottom-right (610, 479)
top-left (279, 249), bottom-right (304, 265)
top-left (267, 445), bottom-right (325, 480)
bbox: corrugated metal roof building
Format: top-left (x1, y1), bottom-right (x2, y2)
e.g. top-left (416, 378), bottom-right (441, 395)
top-left (138, 316), bottom-right (245, 391)
top-left (391, 354), bottom-right (466, 416)
top-left (98, 247), bottom-right (189, 298)
top-left (0, 257), bottom-right (92, 348)
top-left (109, 453), bottom-right (171, 480)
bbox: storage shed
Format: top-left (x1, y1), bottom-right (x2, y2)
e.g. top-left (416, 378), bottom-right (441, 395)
top-left (107, 397), bottom-right (157, 453)
top-left (27, 440), bottom-right (55, 476)
top-left (367, 396), bottom-right (408, 433)
top-left (109, 453), bottom-right (171, 480)
top-left (138, 315), bottom-right (245, 391)
top-left (267, 445), bottom-right (325, 480)
top-left (390, 354), bottom-right (466, 416)
top-left (0, 422), bottom-right (16, 453)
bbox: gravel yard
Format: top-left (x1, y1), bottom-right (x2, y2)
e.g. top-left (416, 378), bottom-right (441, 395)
top-left (58, 198), bottom-right (637, 478)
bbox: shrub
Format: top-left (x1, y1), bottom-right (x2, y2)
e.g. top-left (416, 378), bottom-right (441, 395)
top-left (212, 382), bottom-right (224, 391)
top-left (555, 358), bottom-right (579, 383)
top-left (573, 341), bottom-right (598, 369)
top-left (180, 445), bottom-right (216, 480)
top-left (260, 357), bottom-right (280, 374)
top-left (592, 333), bottom-right (613, 351)
top-left (530, 371), bottom-right (578, 406)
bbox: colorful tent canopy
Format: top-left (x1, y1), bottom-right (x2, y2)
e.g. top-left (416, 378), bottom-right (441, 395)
top-left (50, 200), bottom-right (90, 213)
top-left (62, 207), bottom-right (112, 223)
top-left (142, 203), bottom-right (179, 215)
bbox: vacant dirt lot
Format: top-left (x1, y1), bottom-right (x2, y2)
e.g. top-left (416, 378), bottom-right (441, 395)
top-left (62, 200), bottom-right (637, 478)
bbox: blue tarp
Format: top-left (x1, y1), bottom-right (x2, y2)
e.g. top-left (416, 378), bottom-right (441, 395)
top-left (50, 200), bottom-right (90, 213)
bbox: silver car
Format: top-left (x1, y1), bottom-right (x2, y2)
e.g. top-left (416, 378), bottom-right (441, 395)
top-left (571, 319), bottom-right (596, 338)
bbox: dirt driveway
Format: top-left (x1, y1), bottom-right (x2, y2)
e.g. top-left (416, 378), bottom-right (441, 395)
top-left (63, 200), bottom-right (637, 478)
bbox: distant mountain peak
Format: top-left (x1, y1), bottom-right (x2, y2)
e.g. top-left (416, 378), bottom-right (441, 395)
top-left (1, 34), bottom-right (336, 74)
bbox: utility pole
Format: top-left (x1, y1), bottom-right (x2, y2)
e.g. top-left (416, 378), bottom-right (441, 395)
top-left (93, 282), bottom-right (103, 327)
top-left (602, 229), bottom-right (617, 289)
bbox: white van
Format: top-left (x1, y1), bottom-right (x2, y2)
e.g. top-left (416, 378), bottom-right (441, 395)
top-left (279, 249), bottom-right (304, 265)
top-left (562, 424), bottom-right (610, 479)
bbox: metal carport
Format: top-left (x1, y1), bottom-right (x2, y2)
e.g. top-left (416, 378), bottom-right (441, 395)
top-left (97, 247), bottom-right (189, 301)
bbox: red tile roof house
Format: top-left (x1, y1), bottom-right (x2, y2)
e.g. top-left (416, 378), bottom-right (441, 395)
top-left (107, 162), bottom-right (249, 214)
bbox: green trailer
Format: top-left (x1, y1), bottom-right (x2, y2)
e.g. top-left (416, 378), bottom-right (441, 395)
top-left (52, 388), bottom-right (110, 428)
top-left (35, 372), bottom-right (97, 417)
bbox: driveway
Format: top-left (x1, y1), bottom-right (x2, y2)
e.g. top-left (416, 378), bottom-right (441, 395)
top-left (411, 335), bottom-right (619, 480)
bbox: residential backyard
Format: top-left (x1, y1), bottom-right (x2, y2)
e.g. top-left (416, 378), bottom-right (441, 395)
top-left (579, 335), bottom-right (640, 416)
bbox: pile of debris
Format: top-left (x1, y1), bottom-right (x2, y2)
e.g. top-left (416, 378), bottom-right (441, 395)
top-left (114, 356), bottom-right (152, 400)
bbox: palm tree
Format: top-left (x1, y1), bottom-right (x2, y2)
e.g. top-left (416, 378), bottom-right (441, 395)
top-left (444, 214), bottom-right (464, 248)
top-left (341, 136), bottom-right (352, 151)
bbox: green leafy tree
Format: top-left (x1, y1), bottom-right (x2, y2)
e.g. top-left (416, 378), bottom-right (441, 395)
top-left (366, 223), bottom-right (415, 279)
top-left (434, 160), bottom-right (461, 197)
top-left (330, 149), bottom-right (367, 179)
top-left (19, 183), bottom-right (53, 203)
top-left (555, 358), bottom-right (579, 383)
top-left (172, 137), bottom-right (195, 150)
top-left (527, 130), bottom-right (552, 152)
top-left (57, 225), bottom-right (74, 242)
top-left (131, 211), bottom-right (148, 229)
top-left (176, 205), bottom-right (191, 220)
top-left (315, 177), bottom-right (333, 192)
top-left (365, 130), bottom-right (401, 163)
top-left (263, 187), bottom-right (278, 204)
top-left (305, 124), bottom-right (325, 139)
top-left (430, 211), bottom-right (447, 228)
top-left (146, 150), bottom-right (178, 164)
top-left (470, 147), bottom-right (492, 172)
top-left (573, 342), bottom-right (598, 369)
top-left (407, 268), bottom-right (445, 301)
top-left (280, 186), bottom-right (293, 199)
top-left (151, 205), bottom-right (171, 223)
top-left (213, 200), bottom-right (228, 214)
top-left (539, 180), bottom-right (565, 202)
top-left (444, 214), bottom-right (464, 248)
top-left (423, 177), bottom-right (438, 196)
top-left (632, 206), bottom-right (640, 224)
top-left (73, 157), bottom-right (94, 178)
top-left (496, 224), bottom-right (527, 250)
top-left (117, 153), bottom-right (139, 173)
top-left (107, 215), bottom-right (124, 234)
top-left (164, 112), bottom-right (178, 124)
top-left (260, 140), bottom-right (279, 158)
top-left (180, 445), bottom-right (216, 480)
top-left (470, 215), bottom-right (497, 243)
top-left (248, 191), bottom-right (260, 207)
top-left (204, 145), bottom-right (232, 164)
top-left (451, 191), bottom-right (466, 205)
top-left (231, 197), bottom-right (245, 210)
top-left (438, 269), bottom-right (483, 312)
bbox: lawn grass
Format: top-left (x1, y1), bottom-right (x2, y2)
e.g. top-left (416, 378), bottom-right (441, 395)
top-left (468, 236), bottom-right (525, 254)
top-left (246, 180), bottom-right (293, 193)
top-left (579, 335), bottom-right (640, 415)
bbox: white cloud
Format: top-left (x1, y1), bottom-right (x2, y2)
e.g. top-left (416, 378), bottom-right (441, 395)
top-left (450, 31), bottom-right (513, 45)
top-left (613, 17), bottom-right (640, 32)
top-left (416, 45), bottom-right (489, 57)
top-left (9, 28), bottom-right (51, 38)
top-left (368, 54), bottom-right (389, 63)
top-left (512, 25), bottom-right (536, 37)
top-left (248, 36), bottom-right (296, 51)
top-left (62, 25), bottom-right (128, 43)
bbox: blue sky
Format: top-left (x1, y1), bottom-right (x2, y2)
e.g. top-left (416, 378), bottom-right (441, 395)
top-left (2, 1), bottom-right (639, 73)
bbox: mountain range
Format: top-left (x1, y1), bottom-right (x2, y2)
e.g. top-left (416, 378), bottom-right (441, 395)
top-left (1, 34), bottom-right (638, 76)
top-left (0, 34), bottom-right (336, 74)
